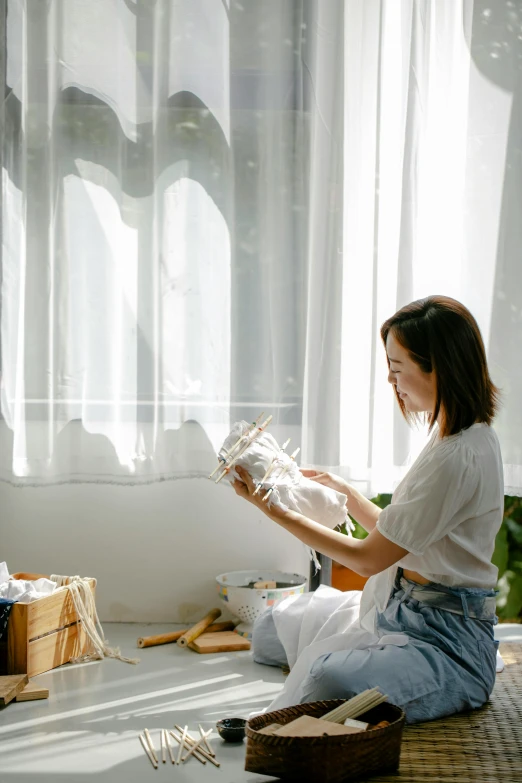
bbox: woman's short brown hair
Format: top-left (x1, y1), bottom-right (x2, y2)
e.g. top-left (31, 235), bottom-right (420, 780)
top-left (380, 296), bottom-right (500, 437)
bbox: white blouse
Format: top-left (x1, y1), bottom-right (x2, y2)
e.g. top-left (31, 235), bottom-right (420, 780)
top-left (376, 423), bottom-right (504, 588)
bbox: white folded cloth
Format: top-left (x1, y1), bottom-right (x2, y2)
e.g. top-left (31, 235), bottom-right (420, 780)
top-left (0, 561), bottom-right (58, 602)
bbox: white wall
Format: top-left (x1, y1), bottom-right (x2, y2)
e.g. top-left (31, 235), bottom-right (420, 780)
top-left (1, 478), bottom-right (310, 622)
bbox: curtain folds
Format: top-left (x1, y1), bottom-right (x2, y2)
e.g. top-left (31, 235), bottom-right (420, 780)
top-left (1, 0), bottom-right (521, 495)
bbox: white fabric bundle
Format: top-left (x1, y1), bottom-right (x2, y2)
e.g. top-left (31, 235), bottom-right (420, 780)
top-left (217, 421), bottom-right (351, 534)
top-left (0, 562), bottom-right (58, 602)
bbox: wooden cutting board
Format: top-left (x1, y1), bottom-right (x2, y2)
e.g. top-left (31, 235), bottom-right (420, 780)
top-left (273, 716), bottom-right (364, 737)
top-left (188, 631), bottom-right (251, 653)
top-left (0, 674), bottom-right (29, 707)
top-left (15, 682), bottom-right (50, 702)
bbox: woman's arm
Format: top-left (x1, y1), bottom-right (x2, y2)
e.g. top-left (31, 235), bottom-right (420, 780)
top-left (344, 485), bottom-right (382, 533)
top-left (234, 467), bottom-right (407, 577)
top-left (271, 509), bottom-right (407, 577)
top-left (300, 470), bottom-right (381, 533)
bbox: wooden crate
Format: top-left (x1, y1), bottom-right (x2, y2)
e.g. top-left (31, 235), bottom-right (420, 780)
top-left (0, 572), bottom-right (96, 678)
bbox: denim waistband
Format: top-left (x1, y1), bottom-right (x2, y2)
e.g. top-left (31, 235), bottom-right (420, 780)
top-left (393, 569), bottom-right (497, 621)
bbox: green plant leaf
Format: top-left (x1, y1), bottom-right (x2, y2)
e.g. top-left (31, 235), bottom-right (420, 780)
top-left (496, 571), bottom-right (512, 612)
top-left (505, 516), bottom-right (522, 546)
top-left (351, 520), bottom-right (368, 540)
top-left (492, 523), bottom-right (509, 578)
top-left (496, 570), bottom-right (522, 619)
top-left (371, 494), bottom-right (392, 510)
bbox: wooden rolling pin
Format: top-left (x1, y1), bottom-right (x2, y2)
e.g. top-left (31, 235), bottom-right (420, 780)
top-left (137, 621), bottom-right (235, 649)
top-left (177, 608), bottom-right (222, 648)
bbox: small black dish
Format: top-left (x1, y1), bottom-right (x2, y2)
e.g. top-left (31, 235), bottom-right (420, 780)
top-left (216, 717), bottom-right (247, 742)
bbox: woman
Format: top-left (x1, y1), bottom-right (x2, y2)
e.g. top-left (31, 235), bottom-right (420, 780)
top-left (233, 296), bottom-right (503, 723)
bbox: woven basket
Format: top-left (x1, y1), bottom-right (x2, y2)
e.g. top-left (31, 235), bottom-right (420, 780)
top-left (245, 699), bottom-right (405, 782)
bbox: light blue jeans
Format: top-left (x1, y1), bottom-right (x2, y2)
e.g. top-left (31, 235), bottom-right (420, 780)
top-left (252, 569), bottom-right (498, 724)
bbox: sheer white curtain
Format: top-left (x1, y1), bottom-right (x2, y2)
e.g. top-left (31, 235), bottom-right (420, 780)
top-left (1, 0), bottom-right (521, 494)
top-left (302, 0), bottom-right (522, 497)
top-left (1, 0), bottom-right (312, 482)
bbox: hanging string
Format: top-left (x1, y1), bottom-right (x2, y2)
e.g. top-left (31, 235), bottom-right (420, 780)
top-left (50, 575), bottom-right (140, 665)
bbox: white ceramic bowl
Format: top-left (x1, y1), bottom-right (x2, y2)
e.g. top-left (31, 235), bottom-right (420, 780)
top-left (216, 570), bottom-right (308, 638)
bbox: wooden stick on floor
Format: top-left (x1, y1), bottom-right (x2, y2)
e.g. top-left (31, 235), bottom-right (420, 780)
top-left (137, 621), bottom-right (235, 649)
top-left (181, 735), bottom-right (208, 763)
top-left (161, 729), bottom-right (167, 763)
top-left (139, 734), bottom-right (158, 769)
top-left (176, 725), bottom-right (189, 765)
top-left (198, 723), bottom-right (215, 756)
top-left (165, 729), bottom-right (175, 764)
top-left (143, 728), bottom-right (158, 763)
top-left (172, 725), bottom-right (219, 766)
top-left (176, 608), bottom-right (222, 648)
top-left (170, 729), bottom-right (208, 765)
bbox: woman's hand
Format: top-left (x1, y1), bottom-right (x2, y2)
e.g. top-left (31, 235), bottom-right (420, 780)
top-left (300, 469), bottom-right (350, 497)
top-left (232, 465), bottom-right (289, 521)
top-left (302, 469), bottom-right (382, 534)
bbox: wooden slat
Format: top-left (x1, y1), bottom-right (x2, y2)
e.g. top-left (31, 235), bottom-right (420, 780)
top-left (15, 682), bottom-right (50, 702)
top-left (188, 631), bottom-right (251, 653)
top-left (26, 580), bottom-right (96, 641)
top-left (273, 716), bottom-right (363, 737)
top-left (0, 674), bottom-right (29, 706)
top-left (6, 603), bottom-right (28, 674)
top-left (27, 590), bottom-right (76, 641)
top-left (26, 622), bottom-right (89, 678)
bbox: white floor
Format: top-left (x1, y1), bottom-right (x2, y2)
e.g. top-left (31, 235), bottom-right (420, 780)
top-left (0, 623), bottom-right (286, 783)
top-left (1, 622), bottom-right (521, 783)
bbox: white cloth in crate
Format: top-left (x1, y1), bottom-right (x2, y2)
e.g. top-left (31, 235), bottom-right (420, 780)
top-left (218, 421), bottom-right (350, 531)
top-left (0, 561), bottom-right (58, 602)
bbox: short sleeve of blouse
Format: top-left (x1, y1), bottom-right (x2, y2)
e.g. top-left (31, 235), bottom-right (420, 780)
top-left (376, 439), bottom-right (479, 556)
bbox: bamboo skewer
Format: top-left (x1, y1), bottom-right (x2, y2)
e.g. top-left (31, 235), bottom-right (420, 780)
top-left (219, 411), bottom-right (265, 461)
top-left (215, 414), bottom-right (273, 483)
top-left (181, 735), bottom-right (208, 763)
top-left (161, 729), bottom-right (167, 763)
top-left (225, 412), bottom-right (265, 456)
top-left (165, 729), bottom-right (175, 764)
top-left (263, 447), bottom-right (301, 501)
top-left (209, 412), bottom-right (265, 478)
top-left (139, 725), bottom-right (219, 768)
top-left (197, 748), bottom-right (220, 768)
top-left (169, 729), bottom-right (208, 765)
top-left (253, 438), bottom-right (291, 495)
top-left (176, 725), bottom-right (188, 765)
top-left (198, 723), bottom-right (214, 756)
top-left (143, 728), bottom-right (158, 763)
top-left (321, 688), bottom-right (388, 723)
top-left (176, 608), bottom-right (222, 648)
top-left (172, 725), bottom-right (220, 767)
top-left (322, 689), bottom-right (383, 721)
top-left (137, 620), bottom-right (235, 648)
top-left (139, 734), bottom-right (158, 769)
top-left (323, 695), bottom-right (383, 723)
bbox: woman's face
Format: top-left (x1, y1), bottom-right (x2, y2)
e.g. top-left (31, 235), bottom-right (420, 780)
top-left (386, 331), bottom-right (436, 414)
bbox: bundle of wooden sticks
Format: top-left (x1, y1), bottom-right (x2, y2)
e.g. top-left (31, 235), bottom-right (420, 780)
top-left (258, 688), bottom-right (390, 737)
top-left (139, 724), bottom-right (220, 769)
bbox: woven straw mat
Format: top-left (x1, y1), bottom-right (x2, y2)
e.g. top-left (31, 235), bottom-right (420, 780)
top-left (370, 643), bottom-right (522, 783)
